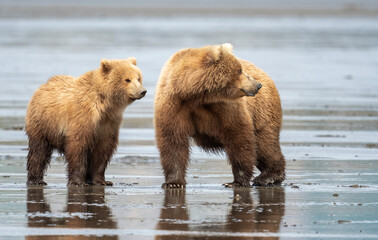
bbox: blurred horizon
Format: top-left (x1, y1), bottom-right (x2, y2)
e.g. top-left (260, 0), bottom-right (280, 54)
top-left (1, 0), bottom-right (378, 18)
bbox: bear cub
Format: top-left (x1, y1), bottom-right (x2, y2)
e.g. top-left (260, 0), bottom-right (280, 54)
top-left (25, 58), bottom-right (146, 186)
top-left (154, 44), bottom-right (285, 188)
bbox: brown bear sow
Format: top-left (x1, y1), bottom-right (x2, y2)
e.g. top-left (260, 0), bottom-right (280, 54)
top-left (25, 58), bottom-right (146, 186)
top-left (154, 44), bottom-right (285, 188)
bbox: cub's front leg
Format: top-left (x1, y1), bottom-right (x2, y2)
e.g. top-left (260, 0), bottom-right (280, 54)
top-left (88, 132), bottom-right (119, 186)
top-left (65, 130), bottom-right (94, 186)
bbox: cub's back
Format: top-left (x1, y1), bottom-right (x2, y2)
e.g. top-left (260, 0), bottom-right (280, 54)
top-left (40, 75), bottom-right (76, 92)
top-left (25, 75), bottom-right (77, 133)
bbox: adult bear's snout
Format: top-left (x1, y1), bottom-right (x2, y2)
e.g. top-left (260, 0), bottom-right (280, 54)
top-left (255, 82), bottom-right (263, 94)
top-left (241, 80), bottom-right (262, 97)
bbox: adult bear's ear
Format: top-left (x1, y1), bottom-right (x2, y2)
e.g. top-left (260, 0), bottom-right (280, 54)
top-left (127, 57), bottom-right (137, 66)
top-left (101, 59), bottom-right (112, 74)
top-left (221, 43), bottom-right (233, 53)
top-left (204, 43), bottom-right (233, 66)
top-left (204, 45), bottom-right (223, 65)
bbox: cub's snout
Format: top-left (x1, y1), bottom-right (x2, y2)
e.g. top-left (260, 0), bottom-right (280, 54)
top-left (128, 79), bottom-right (147, 100)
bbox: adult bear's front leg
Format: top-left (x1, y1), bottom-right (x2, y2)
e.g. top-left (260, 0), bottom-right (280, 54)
top-left (159, 135), bottom-right (190, 189)
top-left (223, 129), bottom-right (257, 188)
top-left (157, 128), bottom-right (190, 189)
top-left (155, 107), bottom-right (194, 189)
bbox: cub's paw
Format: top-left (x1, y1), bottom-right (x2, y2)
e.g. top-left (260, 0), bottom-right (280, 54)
top-left (162, 183), bottom-right (186, 189)
top-left (27, 180), bottom-right (47, 186)
top-left (252, 173), bottom-right (284, 187)
top-left (223, 182), bottom-right (251, 188)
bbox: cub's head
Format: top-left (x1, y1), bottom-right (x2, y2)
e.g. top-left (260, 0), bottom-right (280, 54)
top-left (201, 43), bottom-right (262, 99)
top-left (100, 58), bottom-right (147, 102)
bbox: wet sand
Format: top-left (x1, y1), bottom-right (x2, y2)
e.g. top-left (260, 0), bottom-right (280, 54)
top-left (1, 0), bottom-right (378, 239)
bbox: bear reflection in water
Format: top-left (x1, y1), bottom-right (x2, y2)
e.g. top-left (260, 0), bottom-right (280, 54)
top-left (26, 186), bottom-right (117, 240)
top-left (155, 188), bottom-right (285, 240)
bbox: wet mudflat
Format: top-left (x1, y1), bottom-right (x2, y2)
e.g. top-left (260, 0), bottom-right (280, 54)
top-left (1, 0), bottom-right (378, 239)
top-left (1, 158), bottom-right (378, 239)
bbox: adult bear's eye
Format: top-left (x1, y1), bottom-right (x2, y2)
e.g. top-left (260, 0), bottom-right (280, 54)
top-left (238, 69), bottom-right (242, 75)
top-left (125, 79), bottom-right (131, 83)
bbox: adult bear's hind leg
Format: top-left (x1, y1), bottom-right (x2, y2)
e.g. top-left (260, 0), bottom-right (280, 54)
top-left (253, 128), bottom-right (285, 186)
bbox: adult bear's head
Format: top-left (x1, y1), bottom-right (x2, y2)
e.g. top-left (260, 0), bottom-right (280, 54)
top-left (167, 43), bottom-right (262, 103)
top-left (201, 43), bottom-right (262, 99)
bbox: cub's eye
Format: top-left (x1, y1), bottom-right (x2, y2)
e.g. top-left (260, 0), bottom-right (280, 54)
top-left (125, 79), bottom-right (131, 83)
top-left (238, 69), bottom-right (242, 75)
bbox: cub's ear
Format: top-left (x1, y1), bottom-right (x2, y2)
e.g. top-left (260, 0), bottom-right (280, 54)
top-left (101, 59), bottom-right (112, 74)
top-left (221, 43), bottom-right (233, 53)
top-left (127, 57), bottom-right (137, 66)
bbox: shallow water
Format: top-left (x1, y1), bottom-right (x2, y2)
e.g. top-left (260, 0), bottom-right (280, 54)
top-left (1, 1), bottom-right (378, 239)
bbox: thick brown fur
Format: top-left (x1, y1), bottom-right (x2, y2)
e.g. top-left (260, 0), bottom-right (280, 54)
top-left (154, 44), bottom-right (285, 188)
top-left (25, 58), bottom-right (146, 186)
